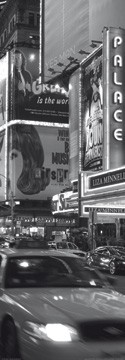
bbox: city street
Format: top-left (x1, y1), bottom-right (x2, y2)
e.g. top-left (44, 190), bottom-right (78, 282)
top-left (0, 273), bottom-right (125, 360)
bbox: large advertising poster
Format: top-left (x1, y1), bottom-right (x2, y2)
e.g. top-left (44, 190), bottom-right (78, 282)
top-left (0, 54), bottom-right (8, 126)
top-left (9, 47), bottom-right (68, 123)
top-left (81, 47), bottom-right (103, 171)
top-left (69, 69), bottom-right (79, 181)
top-left (0, 130), bottom-right (6, 201)
top-left (8, 125), bottom-right (69, 200)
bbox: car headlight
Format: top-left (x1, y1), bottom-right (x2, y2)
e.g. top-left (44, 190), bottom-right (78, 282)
top-left (23, 321), bottom-right (79, 342)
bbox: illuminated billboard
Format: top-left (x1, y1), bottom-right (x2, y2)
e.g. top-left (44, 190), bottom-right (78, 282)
top-left (8, 124), bottom-right (69, 200)
top-left (52, 191), bottom-right (78, 214)
top-left (9, 47), bottom-right (68, 123)
top-left (0, 130), bottom-right (6, 201)
top-left (69, 69), bottom-right (79, 181)
top-left (80, 46), bottom-right (103, 171)
top-left (0, 54), bottom-right (8, 126)
top-left (103, 27), bottom-right (125, 170)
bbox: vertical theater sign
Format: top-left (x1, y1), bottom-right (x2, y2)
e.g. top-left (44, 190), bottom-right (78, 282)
top-left (103, 27), bottom-right (125, 170)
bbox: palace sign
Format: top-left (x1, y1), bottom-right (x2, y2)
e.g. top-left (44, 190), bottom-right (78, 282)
top-left (103, 27), bottom-right (125, 170)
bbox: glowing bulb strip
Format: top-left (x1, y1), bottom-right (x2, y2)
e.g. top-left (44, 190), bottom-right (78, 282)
top-left (5, 120), bottom-right (69, 128)
top-left (80, 44), bottom-right (102, 66)
top-left (79, 67), bottom-right (82, 173)
top-left (106, 29), bottom-right (110, 170)
top-left (52, 208), bottom-right (78, 215)
top-left (39, 0), bottom-right (42, 77)
top-left (5, 52), bottom-right (9, 199)
top-left (82, 205), bottom-right (125, 217)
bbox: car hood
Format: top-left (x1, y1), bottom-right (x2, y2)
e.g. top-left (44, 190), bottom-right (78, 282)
top-left (7, 287), bottom-right (125, 323)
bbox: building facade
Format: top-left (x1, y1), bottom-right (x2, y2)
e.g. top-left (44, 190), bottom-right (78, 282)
top-left (0, 0), bottom-right (72, 237)
top-left (1, 0), bottom-right (125, 240)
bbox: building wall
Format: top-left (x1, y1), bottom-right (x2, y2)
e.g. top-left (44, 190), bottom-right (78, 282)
top-left (44, 0), bottom-right (89, 83)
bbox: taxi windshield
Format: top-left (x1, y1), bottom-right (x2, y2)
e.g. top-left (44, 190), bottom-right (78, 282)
top-left (5, 256), bottom-right (110, 289)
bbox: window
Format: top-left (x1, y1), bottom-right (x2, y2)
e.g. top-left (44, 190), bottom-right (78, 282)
top-left (29, 12), bottom-right (34, 27)
top-left (5, 255), bottom-right (108, 289)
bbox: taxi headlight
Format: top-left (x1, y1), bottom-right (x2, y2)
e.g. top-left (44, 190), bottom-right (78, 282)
top-left (23, 321), bottom-right (79, 342)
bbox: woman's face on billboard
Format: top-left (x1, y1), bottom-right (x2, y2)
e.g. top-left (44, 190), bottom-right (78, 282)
top-left (15, 53), bottom-right (23, 70)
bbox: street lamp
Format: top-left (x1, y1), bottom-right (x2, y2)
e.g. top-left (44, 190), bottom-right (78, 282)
top-left (5, 192), bottom-right (15, 236)
top-left (0, 174), bottom-right (20, 236)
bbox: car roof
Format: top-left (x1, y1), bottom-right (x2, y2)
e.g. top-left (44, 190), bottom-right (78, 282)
top-left (94, 245), bottom-right (125, 252)
top-left (0, 248), bottom-right (79, 258)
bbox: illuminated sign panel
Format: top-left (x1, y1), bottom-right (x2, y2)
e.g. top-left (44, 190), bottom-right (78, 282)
top-left (89, 167), bottom-right (125, 189)
top-left (69, 69), bottom-right (79, 181)
top-left (83, 206), bottom-right (125, 216)
top-left (80, 167), bottom-right (125, 200)
top-left (103, 27), bottom-right (125, 170)
top-left (0, 54), bottom-right (8, 126)
top-left (80, 46), bottom-right (103, 171)
top-left (8, 125), bottom-right (69, 200)
top-left (9, 47), bottom-right (68, 123)
top-left (52, 192), bottom-right (78, 213)
top-left (0, 130), bottom-right (6, 201)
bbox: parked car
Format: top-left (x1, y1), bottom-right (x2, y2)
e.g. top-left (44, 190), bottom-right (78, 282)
top-left (0, 236), bottom-right (6, 247)
top-left (15, 236), bottom-right (49, 249)
top-left (86, 245), bottom-right (125, 275)
top-left (56, 241), bottom-right (86, 258)
top-left (1, 235), bottom-right (16, 248)
top-left (47, 241), bottom-right (57, 249)
top-left (1, 248), bottom-right (125, 359)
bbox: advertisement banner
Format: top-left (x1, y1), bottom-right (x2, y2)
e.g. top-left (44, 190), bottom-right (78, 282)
top-left (9, 47), bottom-right (68, 123)
top-left (52, 192), bottom-right (78, 213)
top-left (0, 54), bottom-right (8, 126)
top-left (81, 47), bottom-right (103, 171)
top-left (8, 125), bottom-right (69, 200)
top-left (103, 27), bottom-right (125, 170)
top-left (0, 130), bottom-right (6, 201)
top-left (69, 69), bottom-right (79, 181)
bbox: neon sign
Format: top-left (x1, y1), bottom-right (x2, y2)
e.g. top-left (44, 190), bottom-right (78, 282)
top-left (52, 192), bottom-right (78, 213)
top-left (103, 27), bottom-right (125, 170)
top-left (113, 35), bottom-right (123, 141)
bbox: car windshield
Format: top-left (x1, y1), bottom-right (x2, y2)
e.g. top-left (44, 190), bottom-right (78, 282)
top-left (5, 256), bottom-right (110, 289)
top-left (57, 242), bottom-right (68, 249)
top-left (109, 247), bottom-right (125, 256)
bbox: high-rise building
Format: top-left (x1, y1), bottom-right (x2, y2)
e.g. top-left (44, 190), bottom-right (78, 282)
top-left (0, 0), bottom-right (71, 237)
